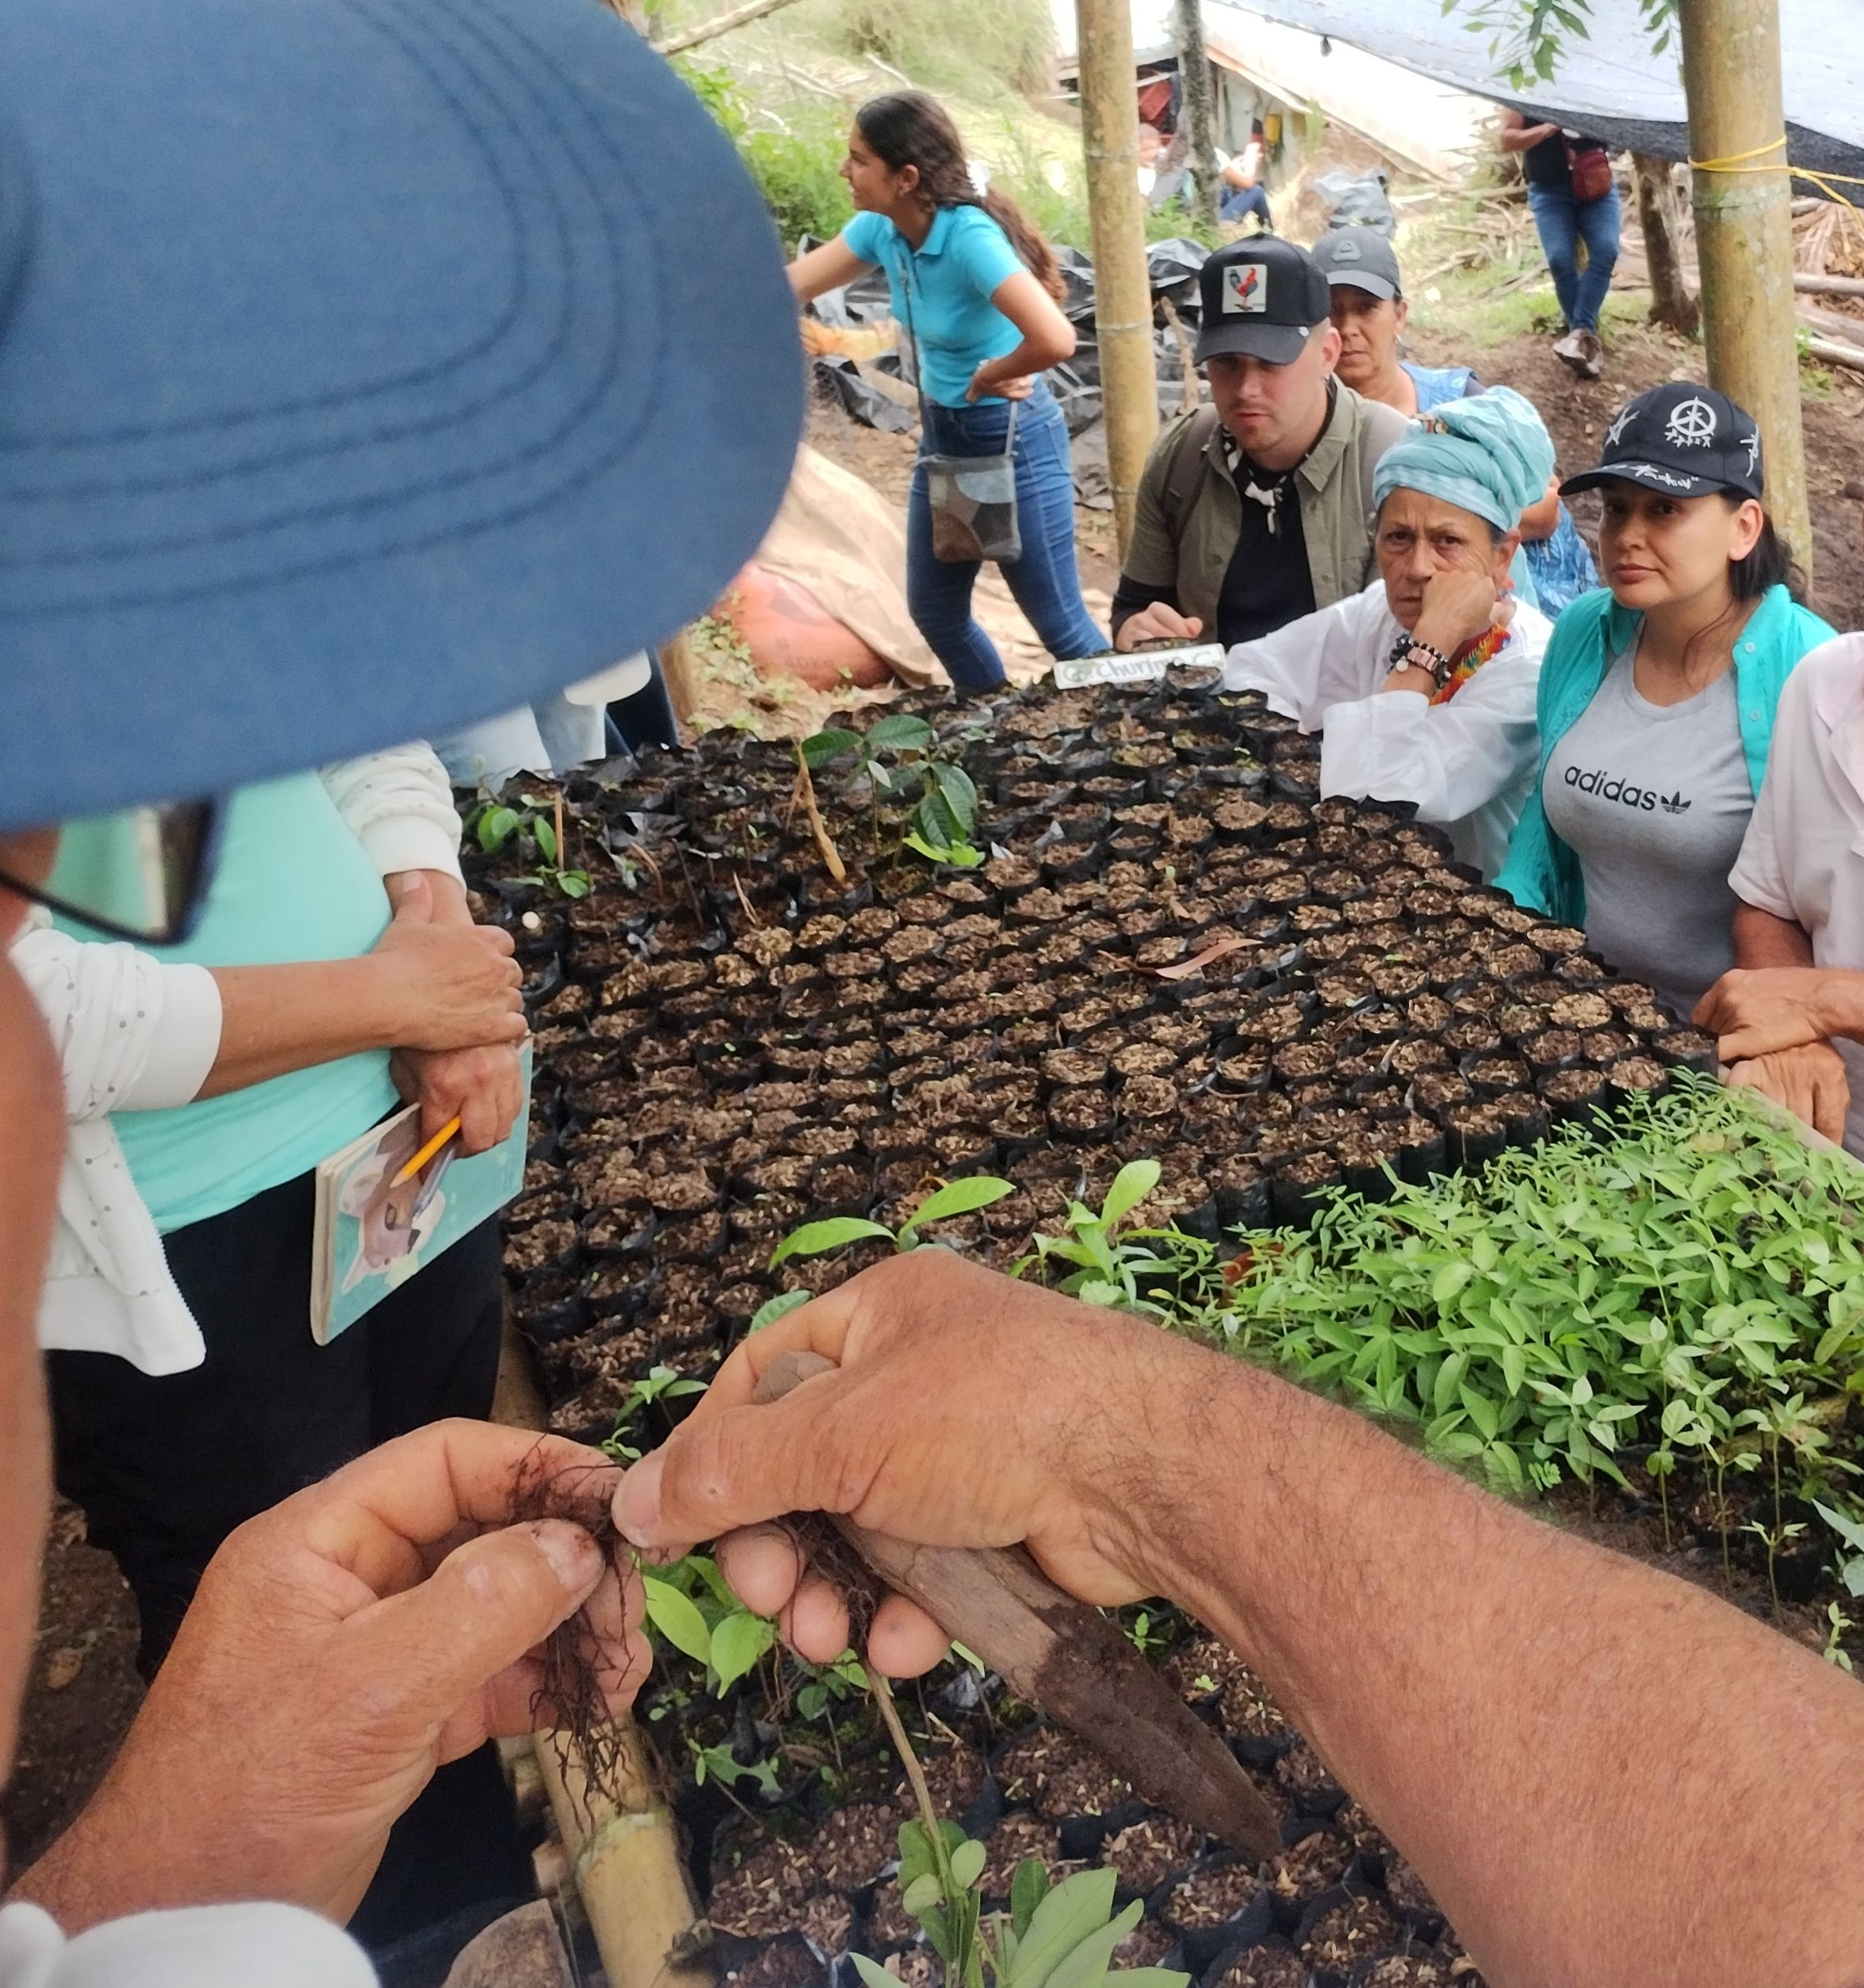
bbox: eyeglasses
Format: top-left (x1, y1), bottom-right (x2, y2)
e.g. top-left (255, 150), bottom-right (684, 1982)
top-left (0, 798), bottom-right (224, 945)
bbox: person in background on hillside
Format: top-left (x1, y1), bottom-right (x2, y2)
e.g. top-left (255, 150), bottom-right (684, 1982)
top-left (1218, 120), bottom-right (1273, 233)
top-left (1223, 388), bottom-right (1555, 882)
top-left (787, 93), bottom-right (1104, 694)
top-left (1314, 227), bottom-right (1599, 618)
top-left (1495, 384), bottom-right (1835, 1018)
top-left (1515, 468), bottom-right (1601, 619)
top-left (1111, 239), bottom-right (1409, 655)
top-left (1314, 227), bottom-right (1478, 416)
top-left (1496, 107), bottom-right (1621, 381)
top-left (1136, 121), bottom-right (1167, 201)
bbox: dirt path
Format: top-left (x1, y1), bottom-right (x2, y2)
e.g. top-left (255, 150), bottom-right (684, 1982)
top-left (1407, 312), bottom-right (1864, 632)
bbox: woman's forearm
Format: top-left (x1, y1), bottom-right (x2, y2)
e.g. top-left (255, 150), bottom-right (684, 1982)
top-left (198, 958), bottom-right (406, 1096)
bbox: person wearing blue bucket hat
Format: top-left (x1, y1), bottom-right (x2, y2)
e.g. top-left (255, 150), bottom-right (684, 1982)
top-left (0, 0), bottom-right (798, 1975)
top-left (1223, 387), bottom-right (1556, 883)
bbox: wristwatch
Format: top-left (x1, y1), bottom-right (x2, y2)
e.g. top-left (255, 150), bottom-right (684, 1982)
top-left (1388, 634), bottom-right (1453, 691)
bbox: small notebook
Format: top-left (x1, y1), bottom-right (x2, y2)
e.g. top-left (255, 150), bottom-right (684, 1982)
top-left (310, 1045), bottom-right (531, 1344)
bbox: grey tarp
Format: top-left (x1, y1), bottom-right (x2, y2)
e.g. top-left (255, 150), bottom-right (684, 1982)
top-left (1205, 0), bottom-right (1864, 183)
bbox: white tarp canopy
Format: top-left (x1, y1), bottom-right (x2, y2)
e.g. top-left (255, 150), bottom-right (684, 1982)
top-left (1184, 0), bottom-right (1864, 178)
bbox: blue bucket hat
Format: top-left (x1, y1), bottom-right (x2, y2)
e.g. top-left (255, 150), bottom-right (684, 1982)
top-left (1371, 385), bottom-right (1556, 535)
top-left (0, 0), bottom-right (804, 833)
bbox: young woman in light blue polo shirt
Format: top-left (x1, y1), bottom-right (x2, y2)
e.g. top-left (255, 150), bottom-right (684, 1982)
top-left (790, 92), bottom-right (1106, 691)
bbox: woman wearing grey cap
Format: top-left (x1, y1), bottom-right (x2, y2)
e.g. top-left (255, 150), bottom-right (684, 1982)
top-left (1496, 383), bottom-right (1835, 1016)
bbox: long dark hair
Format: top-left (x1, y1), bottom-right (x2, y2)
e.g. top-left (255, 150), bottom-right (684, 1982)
top-left (855, 92), bottom-right (1066, 303)
top-left (1728, 502), bottom-right (1804, 603)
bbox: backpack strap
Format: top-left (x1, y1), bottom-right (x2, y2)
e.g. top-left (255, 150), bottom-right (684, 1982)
top-left (1162, 404), bottom-right (1222, 540)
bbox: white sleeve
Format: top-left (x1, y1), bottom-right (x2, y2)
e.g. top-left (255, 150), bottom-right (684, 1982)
top-left (12, 921), bottom-right (221, 1120)
top-left (320, 742), bottom-right (464, 884)
top-left (1319, 637), bottom-right (1544, 827)
top-left (0, 1898), bottom-right (377, 1988)
top-left (1728, 679), bottom-right (1800, 917)
top-left (1222, 585), bottom-right (1391, 731)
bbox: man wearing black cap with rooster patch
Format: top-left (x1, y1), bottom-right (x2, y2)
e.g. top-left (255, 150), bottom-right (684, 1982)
top-left (1112, 239), bottom-right (1409, 653)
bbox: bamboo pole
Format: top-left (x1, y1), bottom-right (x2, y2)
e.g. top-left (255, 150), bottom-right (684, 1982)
top-left (1173, 0), bottom-right (1220, 233)
top-left (1678, 0), bottom-right (1812, 584)
top-left (493, 1308), bottom-right (710, 1988)
top-left (655, 0), bottom-right (811, 59)
top-left (536, 1732), bottom-right (713, 1988)
top-left (1074, 0), bottom-right (1159, 557)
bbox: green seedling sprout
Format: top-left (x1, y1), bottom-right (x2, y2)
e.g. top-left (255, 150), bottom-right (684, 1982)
top-left (802, 715), bottom-right (986, 869)
top-left (752, 1175), bottom-right (1016, 1329)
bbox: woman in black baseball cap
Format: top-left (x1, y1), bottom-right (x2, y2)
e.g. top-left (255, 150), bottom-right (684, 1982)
top-left (1496, 383), bottom-right (1835, 1018)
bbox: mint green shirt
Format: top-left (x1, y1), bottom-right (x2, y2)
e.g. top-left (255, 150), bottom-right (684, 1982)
top-left (53, 775), bottom-right (400, 1233)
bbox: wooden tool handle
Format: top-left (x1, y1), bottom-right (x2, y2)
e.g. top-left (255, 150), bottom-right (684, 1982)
top-left (750, 1346), bottom-right (1278, 1859)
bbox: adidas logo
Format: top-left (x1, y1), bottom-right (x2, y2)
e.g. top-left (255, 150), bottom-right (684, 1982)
top-left (1659, 791), bottom-right (1692, 816)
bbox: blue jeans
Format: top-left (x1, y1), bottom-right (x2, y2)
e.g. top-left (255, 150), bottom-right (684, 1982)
top-left (1525, 182), bottom-right (1621, 334)
top-left (909, 379), bottom-right (1107, 692)
top-left (1220, 183), bottom-right (1272, 229)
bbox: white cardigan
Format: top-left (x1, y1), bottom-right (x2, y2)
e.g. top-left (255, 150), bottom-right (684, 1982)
top-left (18, 746), bottom-right (465, 1376)
top-left (1223, 580), bottom-right (1552, 884)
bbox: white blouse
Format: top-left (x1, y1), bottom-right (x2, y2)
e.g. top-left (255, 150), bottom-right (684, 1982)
top-left (16, 745), bottom-right (464, 1376)
top-left (1222, 580), bottom-right (1552, 883)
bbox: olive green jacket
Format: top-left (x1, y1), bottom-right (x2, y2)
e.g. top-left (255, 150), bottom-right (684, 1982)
top-left (1120, 386), bottom-right (1410, 636)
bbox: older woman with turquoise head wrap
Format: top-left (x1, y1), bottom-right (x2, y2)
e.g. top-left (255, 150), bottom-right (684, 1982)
top-left (1224, 385), bottom-right (1560, 883)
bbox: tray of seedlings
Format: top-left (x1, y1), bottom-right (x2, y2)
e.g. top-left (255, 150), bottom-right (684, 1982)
top-left (465, 672), bottom-right (1733, 1988)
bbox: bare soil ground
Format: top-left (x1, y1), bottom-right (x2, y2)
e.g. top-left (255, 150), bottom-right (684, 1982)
top-left (2, 1504), bottom-right (142, 1875)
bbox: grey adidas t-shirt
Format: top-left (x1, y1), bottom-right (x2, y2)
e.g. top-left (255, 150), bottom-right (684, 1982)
top-left (1543, 647), bottom-right (1753, 1017)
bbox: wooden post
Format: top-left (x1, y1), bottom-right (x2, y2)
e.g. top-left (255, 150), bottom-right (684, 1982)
top-left (1174, 0), bottom-right (1220, 233)
top-left (1678, 0), bottom-right (1812, 582)
top-left (1631, 153), bottom-right (1700, 339)
top-left (1075, 0), bottom-right (1160, 557)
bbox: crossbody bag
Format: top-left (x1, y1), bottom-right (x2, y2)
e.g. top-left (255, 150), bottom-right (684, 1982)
top-left (901, 259), bottom-right (1022, 565)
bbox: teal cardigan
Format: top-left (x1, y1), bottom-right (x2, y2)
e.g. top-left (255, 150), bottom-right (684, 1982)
top-left (1494, 584), bottom-right (1837, 925)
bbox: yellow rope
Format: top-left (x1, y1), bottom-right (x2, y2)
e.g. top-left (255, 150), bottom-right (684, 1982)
top-left (1688, 134), bottom-right (1862, 208)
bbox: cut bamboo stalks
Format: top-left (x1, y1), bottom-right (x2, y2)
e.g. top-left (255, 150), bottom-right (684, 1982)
top-left (1796, 272), bottom-right (1864, 301)
top-left (1804, 335), bottom-right (1864, 374)
top-left (536, 1729), bottom-right (714, 1988)
top-left (493, 1309), bottom-right (712, 1988)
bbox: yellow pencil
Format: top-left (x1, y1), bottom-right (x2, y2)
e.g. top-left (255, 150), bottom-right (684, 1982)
top-left (392, 1114), bottom-right (462, 1186)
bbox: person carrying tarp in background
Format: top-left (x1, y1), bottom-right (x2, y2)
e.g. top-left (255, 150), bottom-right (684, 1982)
top-left (787, 92), bottom-right (1106, 695)
top-left (1223, 386), bottom-right (1556, 883)
top-left (1110, 239), bottom-right (1409, 656)
top-left (1314, 227), bottom-right (1598, 619)
top-left (1496, 384), bottom-right (1835, 1021)
top-left (1496, 107), bottom-right (1621, 381)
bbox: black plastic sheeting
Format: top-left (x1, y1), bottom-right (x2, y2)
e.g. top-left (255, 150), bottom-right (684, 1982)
top-left (1208, 0), bottom-right (1864, 182)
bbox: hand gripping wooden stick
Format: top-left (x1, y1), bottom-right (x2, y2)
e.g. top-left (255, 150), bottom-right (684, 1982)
top-left (751, 1347), bottom-right (1280, 1859)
